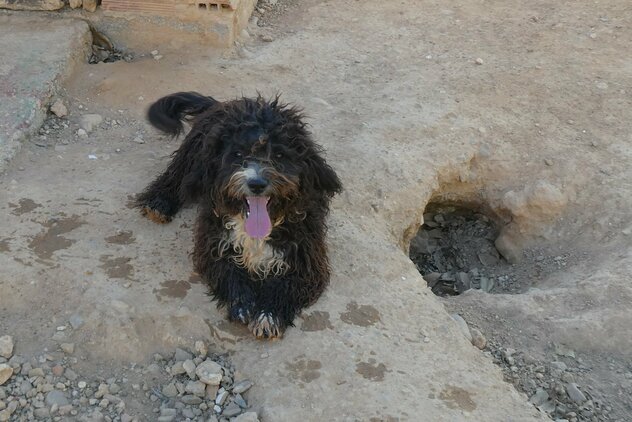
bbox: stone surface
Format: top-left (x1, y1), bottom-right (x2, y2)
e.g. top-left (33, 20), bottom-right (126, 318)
top-left (234, 412), bottom-right (259, 422)
top-left (0, 337), bottom-right (13, 359)
top-left (82, 0), bottom-right (96, 12)
top-left (0, 0), bottom-right (63, 10)
top-left (0, 15), bottom-right (91, 173)
top-left (196, 360), bottom-right (223, 385)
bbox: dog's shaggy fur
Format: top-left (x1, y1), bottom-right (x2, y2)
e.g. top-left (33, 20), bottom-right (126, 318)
top-left (136, 92), bottom-right (342, 339)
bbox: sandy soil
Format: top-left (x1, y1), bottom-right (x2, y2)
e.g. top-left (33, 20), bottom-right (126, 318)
top-left (1, 0), bottom-right (631, 421)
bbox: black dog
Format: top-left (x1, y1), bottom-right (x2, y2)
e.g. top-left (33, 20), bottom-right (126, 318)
top-left (136, 92), bottom-right (342, 338)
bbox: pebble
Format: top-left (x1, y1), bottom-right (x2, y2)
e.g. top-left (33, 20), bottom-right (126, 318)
top-left (470, 329), bottom-right (487, 350)
top-left (183, 359), bottom-right (197, 379)
top-left (530, 388), bottom-right (549, 406)
top-left (185, 380), bottom-right (206, 397)
top-left (50, 99), bottom-right (68, 118)
top-left (261, 35), bottom-right (274, 42)
top-left (234, 412), bottom-right (260, 422)
top-left (69, 314), bottom-right (84, 329)
top-left (61, 343), bottom-right (75, 354)
top-left (180, 394), bottom-right (202, 405)
top-left (450, 314), bottom-right (472, 341)
top-left (196, 360), bottom-right (223, 385)
top-left (223, 402), bottom-right (242, 417)
top-left (234, 393), bottom-right (248, 408)
top-left (194, 341), bottom-right (208, 357)
top-left (77, 128), bottom-right (88, 137)
top-left (0, 337), bottom-right (13, 359)
top-left (551, 361), bottom-right (567, 371)
top-left (162, 382), bottom-right (178, 398)
top-left (0, 365), bottom-right (13, 385)
top-left (215, 389), bottom-right (229, 405)
top-left (566, 383), bottom-right (586, 404)
top-left (231, 380), bottom-right (254, 394)
top-left (475, 57), bottom-right (484, 65)
top-left (45, 390), bottom-right (69, 406)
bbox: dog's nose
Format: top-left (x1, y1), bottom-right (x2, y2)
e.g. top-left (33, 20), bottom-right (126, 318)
top-left (247, 178), bottom-right (268, 194)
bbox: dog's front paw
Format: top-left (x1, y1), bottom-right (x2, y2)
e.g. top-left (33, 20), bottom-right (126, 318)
top-left (228, 303), bottom-right (253, 324)
top-left (141, 206), bottom-right (172, 224)
top-left (248, 312), bottom-right (284, 339)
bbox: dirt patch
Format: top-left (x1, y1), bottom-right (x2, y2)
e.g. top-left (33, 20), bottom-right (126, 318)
top-left (285, 357), bottom-right (322, 384)
top-left (356, 360), bottom-right (387, 382)
top-left (154, 279), bottom-right (192, 300)
top-left (105, 230), bottom-right (136, 245)
top-left (340, 302), bottom-right (381, 327)
top-left (299, 311), bottom-right (333, 331)
top-left (9, 198), bottom-right (41, 216)
top-left (28, 215), bottom-right (85, 260)
top-left (439, 386), bottom-right (477, 412)
top-left (98, 256), bottom-right (134, 280)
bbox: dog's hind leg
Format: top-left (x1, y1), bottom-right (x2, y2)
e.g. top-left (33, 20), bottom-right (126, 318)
top-left (136, 136), bottom-right (202, 224)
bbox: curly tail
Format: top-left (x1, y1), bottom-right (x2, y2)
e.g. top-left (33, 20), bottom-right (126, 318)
top-left (147, 92), bottom-right (218, 136)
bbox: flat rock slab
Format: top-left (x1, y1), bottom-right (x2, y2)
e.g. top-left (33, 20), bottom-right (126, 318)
top-left (0, 14), bottom-right (91, 172)
top-left (0, 0), bottom-right (64, 11)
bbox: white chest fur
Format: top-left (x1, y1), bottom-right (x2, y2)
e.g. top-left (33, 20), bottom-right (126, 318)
top-left (219, 215), bottom-right (289, 278)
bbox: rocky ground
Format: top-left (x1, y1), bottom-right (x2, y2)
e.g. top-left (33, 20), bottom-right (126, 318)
top-left (0, 334), bottom-right (259, 421)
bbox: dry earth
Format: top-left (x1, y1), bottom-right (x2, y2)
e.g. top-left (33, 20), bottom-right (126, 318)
top-left (1, 0), bottom-right (632, 421)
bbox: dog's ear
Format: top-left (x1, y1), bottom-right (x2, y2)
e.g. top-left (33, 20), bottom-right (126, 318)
top-left (305, 152), bottom-right (342, 197)
top-left (178, 131), bottom-right (225, 202)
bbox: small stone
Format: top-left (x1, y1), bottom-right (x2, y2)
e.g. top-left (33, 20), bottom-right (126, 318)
top-left (46, 390), bottom-right (69, 406)
top-left (234, 393), bottom-right (248, 408)
top-left (185, 381), bottom-right (206, 397)
top-left (0, 365), bottom-right (13, 385)
top-left (33, 407), bottom-right (50, 419)
top-left (0, 337), bottom-right (13, 359)
top-left (222, 402), bottom-right (242, 417)
top-left (180, 394), bottom-right (202, 405)
top-left (231, 380), bottom-right (254, 394)
top-left (78, 381), bottom-right (87, 389)
top-left (83, 0), bottom-right (97, 12)
top-left (94, 383), bottom-right (109, 399)
top-left (213, 404), bottom-right (222, 414)
top-left (182, 408), bottom-right (195, 418)
top-left (234, 412), bottom-right (260, 422)
top-left (194, 341), bottom-right (207, 357)
top-left (196, 360), bottom-right (223, 385)
top-left (69, 0), bottom-right (82, 8)
top-left (153, 55), bottom-right (163, 60)
top-left (60, 343), bottom-right (75, 354)
top-left (450, 314), bottom-right (472, 342)
top-left (183, 359), bottom-right (197, 379)
top-left (52, 365), bottom-right (64, 377)
top-left (77, 128), bottom-right (88, 137)
top-left (50, 99), bottom-right (68, 118)
top-left (470, 329), bottom-right (487, 350)
top-left (99, 398), bottom-right (109, 408)
top-left (544, 159), bottom-right (553, 166)
top-left (80, 114), bottom-right (103, 133)
top-left (215, 390), bottom-right (229, 406)
top-left (69, 314), bottom-right (84, 329)
top-left (170, 361), bottom-right (186, 375)
top-left (475, 57), bottom-right (484, 65)
top-left (529, 388), bottom-right (549, 406)
top-left (150, 50), bottom-right (159, 56)
top-left (174, 348), bottom-right (193, 362)
top-left (422, 272), bottom-right (441, 286)
top-left (162, 383), bottom-right (178, 398)
top-left (64, 368), bottom-right (78, 381)
top-left (566, 383), bottom-right (587, 404)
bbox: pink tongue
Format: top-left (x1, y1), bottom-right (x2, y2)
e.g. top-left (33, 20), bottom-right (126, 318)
top-left (245, 196), bottom-right (272, 239)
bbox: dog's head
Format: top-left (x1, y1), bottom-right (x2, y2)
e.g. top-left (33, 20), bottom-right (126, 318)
top-left (183, 96), bottom-right (342, 239)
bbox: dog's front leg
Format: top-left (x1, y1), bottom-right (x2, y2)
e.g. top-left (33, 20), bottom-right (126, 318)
top-left (249, 276), bottom-right (305, 339)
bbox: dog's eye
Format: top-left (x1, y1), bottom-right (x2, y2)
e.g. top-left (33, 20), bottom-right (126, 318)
top-left (274, 153), bottom-right (283, 159)
top-left (235, 152), bottom-right (243, 158)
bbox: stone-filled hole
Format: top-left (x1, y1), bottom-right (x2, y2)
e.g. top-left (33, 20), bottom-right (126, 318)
top-left (409, 201), bottom-right (513, 296)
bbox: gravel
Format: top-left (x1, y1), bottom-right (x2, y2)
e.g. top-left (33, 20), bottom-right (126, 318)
top-left (0, 338), bottom-right (259, 421)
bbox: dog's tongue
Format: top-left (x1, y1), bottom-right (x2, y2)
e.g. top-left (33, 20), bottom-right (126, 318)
top-left (245, 196), bottom-right (272, 239)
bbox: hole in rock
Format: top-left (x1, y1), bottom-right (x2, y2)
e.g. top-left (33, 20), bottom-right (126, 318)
top-left (409, 201), bottom-right (514, 296)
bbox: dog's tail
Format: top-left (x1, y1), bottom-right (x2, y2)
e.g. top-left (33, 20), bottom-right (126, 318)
top-left (147, 92), bottom-right (218, 136)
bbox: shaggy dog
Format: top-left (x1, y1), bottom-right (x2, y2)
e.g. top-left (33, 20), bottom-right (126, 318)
top-left (136, 92), bottom-right (342, 339)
